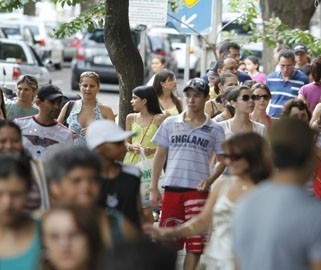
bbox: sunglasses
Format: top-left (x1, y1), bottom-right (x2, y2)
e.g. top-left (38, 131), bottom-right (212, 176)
top-left (253, 94), bottom-right (270, 101)
top-left (186, 78), bottom-right (206, 89)
top-left (20, 75), bottom-right (37, 83)
top-left (222, 153), bottom-right (243, 161)
top-left (240, 95), bottom-right (256, 101)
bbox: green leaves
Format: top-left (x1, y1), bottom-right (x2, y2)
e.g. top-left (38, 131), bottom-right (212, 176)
top-left (54, 2), bottom-right (105, 38)
top-left (227, 0), bottom-right (321, 56)
top-left (53, 0), bottom-right (85, 8)
top-left (0, 0), bottom-right (32, 11)
top-left (168, 0), bottom-right (184, 13)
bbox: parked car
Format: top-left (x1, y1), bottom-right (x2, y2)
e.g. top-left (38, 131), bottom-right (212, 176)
top-left (170, 34), bottom-right (201, 77)
top-left (44, 21), bottom-right (82, 62)
top-left (146, 31), bottom-right (178, 76)
top-left (0, 14), bottom-right (64, 70)
top-left (147, 27), bottom-right (200, 77)
top-left (0, 21), bottom-right (37, 47)
top-left (71, 28), bottom-right (119, 90)
top-left (0, 38), bottom-right (51, 91)
top-left (0, 28), bottom-right (7, 38)
top-left (71, 28), bottom-right (146, 91)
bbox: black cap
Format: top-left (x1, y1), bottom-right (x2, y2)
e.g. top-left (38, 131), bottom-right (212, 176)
top-left (37, 84), bottom-right (65, 101)
top-left (183, 78), bottom-right (209, 96)
top-left (294, 44), bottom-right (307, 53)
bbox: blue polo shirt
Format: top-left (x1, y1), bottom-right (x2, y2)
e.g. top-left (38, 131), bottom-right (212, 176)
top-left (266, 69), bottom-right (308, 118)
top-left (152, 113), bottom-right (225, 189)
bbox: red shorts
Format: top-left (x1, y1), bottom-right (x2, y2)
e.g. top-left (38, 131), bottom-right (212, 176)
top-left (159, 188), bottom-right (209, 253)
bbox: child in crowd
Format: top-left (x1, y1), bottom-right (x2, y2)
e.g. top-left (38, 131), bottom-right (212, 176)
top-left (244, 55), bottom-right (266, 83)
top-left (46, 146), bottom-right (138, 248)
top-left (86, 120), bottom-right (143, 231)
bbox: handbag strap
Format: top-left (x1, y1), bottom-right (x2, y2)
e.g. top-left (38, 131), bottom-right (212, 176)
top-left (63, 101), bottom-right (75, 126)
top-left (139, 115), bottom-right (154, 145)
top-left (130, 115), bottom-right (154, 163)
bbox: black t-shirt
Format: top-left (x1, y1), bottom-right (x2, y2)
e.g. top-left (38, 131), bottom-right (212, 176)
top-left (98, 163), bottom-right (141, 230)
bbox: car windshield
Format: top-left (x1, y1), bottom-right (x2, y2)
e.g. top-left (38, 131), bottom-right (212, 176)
top-left (87, 29), bottom-right (139, 46)
top-left (167, 34), bottom-right (186, 44)
top-left (26, 25), bottom-right (40, 36)
top-left (0, 43), bottom-right (27, 63)
top-left (1, 26), bottom-right (21, 36)
top-left (88, 30), bottom-right (104, 43)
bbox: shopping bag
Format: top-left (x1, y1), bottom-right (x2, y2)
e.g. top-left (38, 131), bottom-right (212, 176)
top-left (136, 149), bottom-right (164, 208)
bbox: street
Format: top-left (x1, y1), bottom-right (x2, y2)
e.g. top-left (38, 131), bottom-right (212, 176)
top-left (50, 62), bottom-right (185, 115)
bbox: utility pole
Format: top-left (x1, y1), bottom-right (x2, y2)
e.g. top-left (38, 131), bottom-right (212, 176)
top-left (204, 0), bottom-right (222, 70)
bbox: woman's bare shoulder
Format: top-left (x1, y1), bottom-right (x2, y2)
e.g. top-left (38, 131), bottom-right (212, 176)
top-left (99, 104), bottom-right (115, 121)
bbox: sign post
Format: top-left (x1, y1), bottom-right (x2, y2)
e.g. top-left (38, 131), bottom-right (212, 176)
top-left (129, 0), bottom-right (168, 66)
top-left (167, 0), bottom-right (214, 83)
top-left (129, 0), bottom-right (168, 26)
top-left (166, 0), bottom-right (214, 35)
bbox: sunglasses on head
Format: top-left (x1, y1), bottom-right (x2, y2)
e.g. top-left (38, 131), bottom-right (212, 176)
top-left (240, 94), bottom-right (256, 101)
top-left (222, 153), bottom-right (243, 161)
top-left (21, 75), bottom-right (37, 83)
top-left (253, 94), bottom-right (270, 101)
top-left (188, 78), bottom-right (207, 87)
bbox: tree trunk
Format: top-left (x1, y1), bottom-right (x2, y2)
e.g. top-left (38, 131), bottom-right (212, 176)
top-left (104, 0), bottom-right (144, 128)
top-left (260, 0), bottom-right (317, 73)
top-left (260, 0), bottom-right (316, 29)
top-left (23, 2), bottom-right (36, 16)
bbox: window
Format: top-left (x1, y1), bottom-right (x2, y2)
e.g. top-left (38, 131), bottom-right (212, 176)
top-left (0, 43), bottom-right (27, 63)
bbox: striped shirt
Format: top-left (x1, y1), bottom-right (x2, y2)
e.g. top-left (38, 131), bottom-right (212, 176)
top-left (266, 70), bottom-right (308, 118)
top-left (152, 113), bottom-right (225, 189)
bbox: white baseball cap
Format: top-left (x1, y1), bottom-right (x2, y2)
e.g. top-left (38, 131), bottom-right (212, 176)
top-left (86, 120), bottom-right (135, 150)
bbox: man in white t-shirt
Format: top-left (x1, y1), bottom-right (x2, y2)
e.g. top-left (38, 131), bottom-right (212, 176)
top-left (14, 84), bottom-right (73, 161)
top-left (150, 78), bottom-right (226, 270)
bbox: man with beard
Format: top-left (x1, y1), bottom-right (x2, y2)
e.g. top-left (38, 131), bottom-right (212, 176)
top-left (14, 84), bottom-right (73, 161)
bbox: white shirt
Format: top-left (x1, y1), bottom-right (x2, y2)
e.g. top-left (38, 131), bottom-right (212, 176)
top-left (14, 116), bottom-right (73, 161)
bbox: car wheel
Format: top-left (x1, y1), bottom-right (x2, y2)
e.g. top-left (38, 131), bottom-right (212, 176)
top-left (190, 68), bottom-right (196, 78)
top-left (54, 63), bottom-right (62, 70)
top-left (71, 72), bottom-right (80, 91)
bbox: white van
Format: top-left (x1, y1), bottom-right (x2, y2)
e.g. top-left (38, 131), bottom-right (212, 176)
top-left (0, 14), bottom-right (64, 69)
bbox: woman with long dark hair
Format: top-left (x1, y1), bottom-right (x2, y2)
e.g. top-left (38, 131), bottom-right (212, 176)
top-left (219, 85), bottom-right (268, 140)
top-left (40, 204), bottom-right (104, 270)
top-left (124, 85), bottom-right (166, 223)
top-left (124, 86), bottom-right (165, 163)
top-left (153, 69), bottom-right (183, 116)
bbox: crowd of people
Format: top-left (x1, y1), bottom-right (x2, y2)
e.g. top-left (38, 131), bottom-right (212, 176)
top-left (1, 40), bottom-right (321, 270)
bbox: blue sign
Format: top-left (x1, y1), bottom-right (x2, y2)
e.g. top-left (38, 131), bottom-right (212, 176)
top-left (166, 0), bottom-right (214, 35)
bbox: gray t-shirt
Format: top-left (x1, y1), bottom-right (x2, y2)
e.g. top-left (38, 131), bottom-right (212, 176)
top-left (232, 181), bottom-right (321, 270)
top-left (5, 101), bottom-right (39, 120)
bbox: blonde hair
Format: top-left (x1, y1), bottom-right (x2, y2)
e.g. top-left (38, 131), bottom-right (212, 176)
top-left (79, 71), bottom-right (100, 85)
top-left (16, 75), bottom-right (38, 92)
